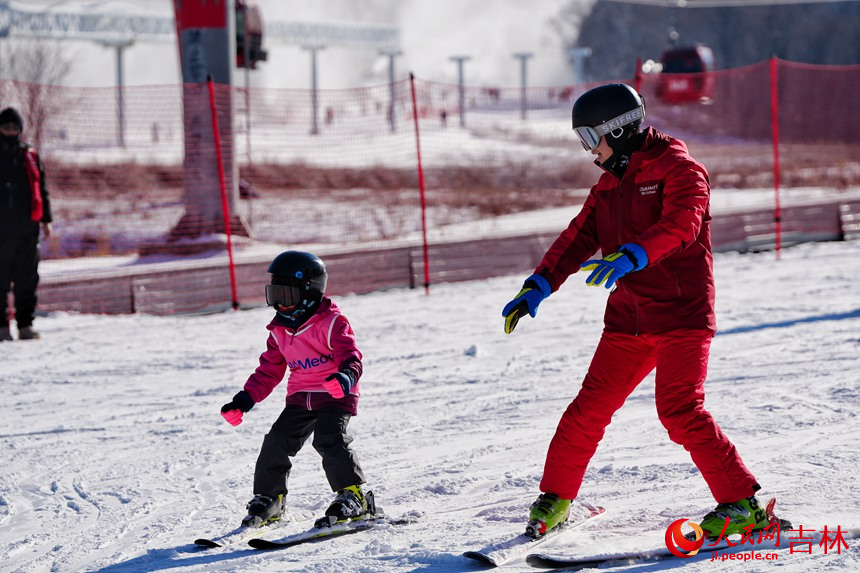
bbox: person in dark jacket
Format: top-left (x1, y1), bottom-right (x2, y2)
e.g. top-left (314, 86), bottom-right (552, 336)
top-left (502, 84), bottom-right (768, 540)
top-left (0, 107), bottom-right (52, 341)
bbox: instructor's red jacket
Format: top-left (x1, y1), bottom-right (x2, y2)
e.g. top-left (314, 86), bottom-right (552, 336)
top-left (536, 127), bottom-right (715, 335)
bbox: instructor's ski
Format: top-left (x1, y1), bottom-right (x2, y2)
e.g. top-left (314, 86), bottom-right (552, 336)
top-left (463, 501), bottom-right (605, 567)
top-left (527, 497), bottom-right (793, 570)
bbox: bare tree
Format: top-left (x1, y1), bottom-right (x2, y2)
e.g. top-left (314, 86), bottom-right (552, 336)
top-left (1, 38), bottom-right (73, 149)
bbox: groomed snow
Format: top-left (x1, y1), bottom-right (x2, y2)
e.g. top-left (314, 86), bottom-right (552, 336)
top-left (2, 239), bottom-right (859, 573)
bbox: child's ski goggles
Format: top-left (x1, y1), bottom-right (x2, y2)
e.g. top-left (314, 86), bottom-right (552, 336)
top-left (574, 105), bottom-right (645, 151)
top-left (265, 284), bottom-right (302, 308)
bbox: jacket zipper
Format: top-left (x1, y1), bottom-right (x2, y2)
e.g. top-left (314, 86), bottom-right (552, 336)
top-left (617, 180), bottom-right (641, 335)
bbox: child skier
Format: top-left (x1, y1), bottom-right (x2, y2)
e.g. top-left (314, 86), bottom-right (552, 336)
top-left (220, 250), bottom-right (372, 528)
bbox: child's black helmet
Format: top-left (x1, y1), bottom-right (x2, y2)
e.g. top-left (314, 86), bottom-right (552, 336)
top-left (572, 83), bottom-right (645, 152)
top-left (268, 250), bottom-right (327, 293)
top-left (265, 251), bottom-right (327, 316)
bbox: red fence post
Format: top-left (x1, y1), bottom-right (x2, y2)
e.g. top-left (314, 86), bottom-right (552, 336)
top-left (207, 76), bottom-right (240, 310)
top-left (409, 73), bottom-right (431, 294)
top-left (770, 56), bottom-right (783, 260)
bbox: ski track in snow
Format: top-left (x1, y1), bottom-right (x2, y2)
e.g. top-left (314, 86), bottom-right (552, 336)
top-left (1, 240), bottom-right (858, 572)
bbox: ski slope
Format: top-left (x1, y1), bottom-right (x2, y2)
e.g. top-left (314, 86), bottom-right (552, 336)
top-left (1, 239), bottom-right (858, 572)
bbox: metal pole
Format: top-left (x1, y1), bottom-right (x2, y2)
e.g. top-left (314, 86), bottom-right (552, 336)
top-left (116, 44), bottom-right (125, 147)
top-left (304, 45), bottom-right (324, 135)
top-left (103, 38), bottom-right (134, 148)
top-left (568, 47), bottom-right (592, 85)
top-left (449, 55), bottom-right (470, 128)
top-left (381, 49), bottom-right (401, 133)
top-left (242, 1), bottom-right (252, 228)
top-left (513, 52), bottom-right (533, 120)
top-left (243, 2), bottom-right (251, 163)
top-left (0, 30), bottom-right (6, 82)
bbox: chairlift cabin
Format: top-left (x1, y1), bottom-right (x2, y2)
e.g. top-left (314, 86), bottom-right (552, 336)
top-left (236, 0), bottom-right (267, 68)
top-left (656, 45), bottom-right (715, 103)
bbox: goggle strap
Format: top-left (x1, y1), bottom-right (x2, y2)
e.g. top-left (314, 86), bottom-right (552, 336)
top-left (592, 105), bottom-right (645, 136)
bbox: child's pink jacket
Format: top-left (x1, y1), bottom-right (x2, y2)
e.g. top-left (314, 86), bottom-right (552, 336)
top-left (242, 298), bottom-right (362, 404)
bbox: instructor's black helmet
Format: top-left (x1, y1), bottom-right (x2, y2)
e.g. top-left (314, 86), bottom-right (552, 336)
top-left (265, 251), bottom-right (327, 318)
top-left (572, 83), bottom-right (645, 152)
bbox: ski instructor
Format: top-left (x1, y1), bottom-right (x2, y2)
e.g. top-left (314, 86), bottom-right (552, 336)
top-left (502, 83), bottom-right (768, 539)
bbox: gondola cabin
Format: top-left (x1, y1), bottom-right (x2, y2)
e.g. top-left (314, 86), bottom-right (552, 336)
top-left (236, 0), bottom-right (267, 69)
top-left (656, 45), bottom-right (715, 104)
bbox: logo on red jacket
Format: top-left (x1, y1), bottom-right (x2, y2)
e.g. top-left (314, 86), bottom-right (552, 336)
top-left (638, 183), bottom-right (660, 196)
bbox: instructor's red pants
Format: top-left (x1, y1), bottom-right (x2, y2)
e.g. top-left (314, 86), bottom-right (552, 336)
top-left (540, 329), bottom-right (759, 503)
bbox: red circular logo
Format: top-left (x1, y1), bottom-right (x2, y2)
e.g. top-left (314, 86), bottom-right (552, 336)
top-left (665, 518), bottom-right (705, 558)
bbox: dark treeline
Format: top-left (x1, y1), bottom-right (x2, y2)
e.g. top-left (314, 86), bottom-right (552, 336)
top-left (559, 1), bottom-right (860, 82)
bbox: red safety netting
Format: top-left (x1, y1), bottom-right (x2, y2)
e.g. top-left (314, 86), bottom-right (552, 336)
top-left (0, 58), bottom-right (857, 315)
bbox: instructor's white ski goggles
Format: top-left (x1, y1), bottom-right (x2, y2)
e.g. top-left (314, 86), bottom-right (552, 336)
top-left (574, 105), bottom-right (645, 151)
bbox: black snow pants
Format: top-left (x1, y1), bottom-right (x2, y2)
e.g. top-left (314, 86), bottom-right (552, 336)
top-left (253, 405), bottom-right (365, 497)
top-left (0, 225), bottom-right (40, 328)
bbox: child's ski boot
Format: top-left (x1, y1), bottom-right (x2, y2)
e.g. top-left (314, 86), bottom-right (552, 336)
top-left (315, 484), bottom-right (375, 528)
top-left (241, 493), bottom-right (285, 528)
top-left (526, 493), bottom-right (571, 538)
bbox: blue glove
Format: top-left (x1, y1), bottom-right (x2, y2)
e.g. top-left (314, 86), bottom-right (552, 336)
top-left (502, 274), bottom-right (552, 334)
top-left (581, 243), bottom-right (648, 289)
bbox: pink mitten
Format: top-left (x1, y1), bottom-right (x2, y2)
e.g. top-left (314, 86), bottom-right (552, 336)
top-left (322, 376), bottom-right (346, 399)
top-left (221, 409), bottom-right (244, 426)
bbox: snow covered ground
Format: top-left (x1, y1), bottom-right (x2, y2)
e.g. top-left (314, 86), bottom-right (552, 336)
top-left (2, 239), bottom-right (859, 573)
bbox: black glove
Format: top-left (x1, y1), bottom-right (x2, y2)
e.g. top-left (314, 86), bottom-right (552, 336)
top-left (221, 390), bottom-right (255, 414)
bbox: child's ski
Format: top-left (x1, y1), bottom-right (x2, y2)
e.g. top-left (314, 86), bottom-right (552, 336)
top-left (247, 514), bottom-right (415, 550)
top-left (194, 519), bottom-right (288, 549)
